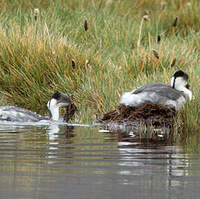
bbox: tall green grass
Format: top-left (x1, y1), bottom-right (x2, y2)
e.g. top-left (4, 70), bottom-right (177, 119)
top-left (0, 0), bottom-right (200, 131)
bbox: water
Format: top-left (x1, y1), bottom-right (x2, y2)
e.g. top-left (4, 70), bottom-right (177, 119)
top-left (0, 122), bottom-right (200, 199)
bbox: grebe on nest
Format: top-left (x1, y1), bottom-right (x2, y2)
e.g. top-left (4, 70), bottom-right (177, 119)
top-left (100, 70), bottom-right (192, 127)
top-left (0, 91), bottom-right (77, 122)
top-left (120, 70), bottom-right (192, 110)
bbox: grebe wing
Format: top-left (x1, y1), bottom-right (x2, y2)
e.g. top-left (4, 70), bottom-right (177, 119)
top-left (132, 83), bottom-right (186, 100)
top-left (132, 83), bottom-right (169, 94)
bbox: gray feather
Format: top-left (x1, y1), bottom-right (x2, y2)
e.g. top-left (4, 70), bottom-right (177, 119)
top-left (0, 106), bottom-right (48, 122)
top-left (132, 83), bottom-right (186, 100)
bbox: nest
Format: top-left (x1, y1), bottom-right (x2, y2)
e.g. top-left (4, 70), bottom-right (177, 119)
top-left (99, 103), bottom-right (176, 128)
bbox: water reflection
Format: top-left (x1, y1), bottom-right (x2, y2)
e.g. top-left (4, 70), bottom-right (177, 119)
top-left (46, 124), bottom-right (75, 164)
top-left (0, 124), bottom-right (200, 199)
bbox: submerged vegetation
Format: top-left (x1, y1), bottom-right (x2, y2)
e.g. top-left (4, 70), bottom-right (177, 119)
top-left (0, 0), bottom-right (200, 132)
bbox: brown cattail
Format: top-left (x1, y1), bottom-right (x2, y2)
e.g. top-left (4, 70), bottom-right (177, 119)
top-left (172, 16), bottom-right (178, 27)
top-left (152, 49), bottom-right (159, 59)
top-left (171, 58), bottom-right (176, 67)
top-left (84, 20), bottom-right (88, 31)
top-left (34, 8), bottom-right (39, 21)
top-left (72, 59), bottom-right (76, 69)
top-left (157, 35), bottom-right (161, 44)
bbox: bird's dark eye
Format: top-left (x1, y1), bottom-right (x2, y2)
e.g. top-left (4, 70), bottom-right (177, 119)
top-left (186, 84), bottom-right (190, 89)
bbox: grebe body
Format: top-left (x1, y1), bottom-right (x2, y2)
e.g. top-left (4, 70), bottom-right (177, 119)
top-left (0, 92), bottom-right (72, 122)
top-left (120, 70), bottom-right (192, 110)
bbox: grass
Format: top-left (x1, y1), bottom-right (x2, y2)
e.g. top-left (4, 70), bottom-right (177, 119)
top-left (0, 0), bottom-right (200, 133)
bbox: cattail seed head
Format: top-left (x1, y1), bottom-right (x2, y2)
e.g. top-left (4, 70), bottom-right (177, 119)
top-left (72, 59), bottom-right (76, 69)
top-left (172, 16), bottom-right (178, 27)
top-left (171, 58), bottom-right (176, 67)
top-left (157, 35), bottom-right (161, 44)
top-left (84, 20), bottom-right (88, 31)
top-left (152, 49), bottom-right (159, 59)
top-left (34, 8), bottom-right (39, 21)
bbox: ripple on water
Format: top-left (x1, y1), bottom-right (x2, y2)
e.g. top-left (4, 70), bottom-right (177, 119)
top-left (0, 123), bottom-right (200, 199)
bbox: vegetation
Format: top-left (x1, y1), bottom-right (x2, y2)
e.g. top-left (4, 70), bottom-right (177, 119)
top-left (0, 0), bottom-right (199, 132)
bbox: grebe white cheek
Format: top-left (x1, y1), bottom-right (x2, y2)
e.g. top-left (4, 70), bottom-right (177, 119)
top-left (171, 71), bottom-right (192, 100)
top-left (47, 91), bottom-right (72, 121)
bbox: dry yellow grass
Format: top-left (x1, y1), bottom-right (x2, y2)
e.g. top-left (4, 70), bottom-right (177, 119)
top-left (0, 0), bottom-right (199, 132)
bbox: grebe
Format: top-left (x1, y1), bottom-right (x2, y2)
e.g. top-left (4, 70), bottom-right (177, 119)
top-left (120, 70), bottom-right (192, 110)
top-left (0, 91), bottom-right (72, 122)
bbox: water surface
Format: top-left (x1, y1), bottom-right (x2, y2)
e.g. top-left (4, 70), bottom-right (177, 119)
top-left (0, 123), bottom-right (200, 199)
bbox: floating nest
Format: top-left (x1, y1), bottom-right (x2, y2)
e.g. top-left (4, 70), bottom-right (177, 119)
top-left (98, 103), bottom-right (176, 128)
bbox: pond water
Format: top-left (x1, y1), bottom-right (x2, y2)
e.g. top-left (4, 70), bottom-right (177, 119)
top-left (0, 122), bottom-right (200, 199)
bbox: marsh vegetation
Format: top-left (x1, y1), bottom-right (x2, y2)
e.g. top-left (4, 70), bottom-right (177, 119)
top-left (0, 0), bottom-right (200, 133)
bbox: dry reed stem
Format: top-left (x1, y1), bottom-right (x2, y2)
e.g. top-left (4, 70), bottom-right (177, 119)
top-left (137, 17), bottom-right (144, 48)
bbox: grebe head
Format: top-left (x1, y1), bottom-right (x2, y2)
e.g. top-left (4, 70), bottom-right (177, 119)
top-left (170, 70), bottom-right (192, 100)
top-left (170, 70), bottom-right (189, 89)
top-left (47, 91), bottom-right (71, 121)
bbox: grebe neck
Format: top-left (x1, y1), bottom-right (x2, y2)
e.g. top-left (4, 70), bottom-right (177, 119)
top-left (170, 76), bottom-right (192, 100)
top-left (50, 107), bottom-right (60, 120)
top-left (176, 85), bottom-right (192, 100)
top-left (47, 99), bottom-right (60, 121)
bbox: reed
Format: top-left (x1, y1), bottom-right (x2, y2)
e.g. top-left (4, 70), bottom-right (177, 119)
top-left (0, 0), bottom-right (199, 134)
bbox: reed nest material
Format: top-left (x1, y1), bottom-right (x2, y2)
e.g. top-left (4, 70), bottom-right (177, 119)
top-left (64, 103), bottom-right (77, 122)
top-left (99, 103), bottom-right (176, 127)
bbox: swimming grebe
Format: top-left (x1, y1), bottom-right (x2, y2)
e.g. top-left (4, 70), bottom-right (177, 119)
top-left (0, 91), bottom-right (72, 122)
top-left (120, 70), bottom-right (192, 110)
